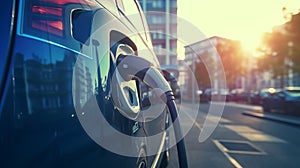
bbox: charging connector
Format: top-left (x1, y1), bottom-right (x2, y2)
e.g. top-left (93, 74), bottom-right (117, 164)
top-left (116, 54), bottom-right (188, 168)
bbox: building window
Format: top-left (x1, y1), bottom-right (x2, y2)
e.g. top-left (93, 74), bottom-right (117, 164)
top-left (155, 29), bottom-right (164, 39)
top-left (152, 1), bottom-right (163, 8)
top-left (154, 44), bottom-right (163, 49)
top-left (152, 16), bottom-right (164, 24)
top-left (170, 0), bottom-right (177, 8)
top-left (152, 32), bottom-right (157, 39)
top-left (171, 56), bottom-right (177, 65)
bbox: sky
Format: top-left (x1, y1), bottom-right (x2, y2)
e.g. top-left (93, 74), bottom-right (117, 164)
top-left (177, 0), bottom-right (300, 59)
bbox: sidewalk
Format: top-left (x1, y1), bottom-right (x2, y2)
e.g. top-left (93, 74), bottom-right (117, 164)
top-left (243, 110), bottom-right (300, 127)
top-left (181, 100), bottom-right (300, 127)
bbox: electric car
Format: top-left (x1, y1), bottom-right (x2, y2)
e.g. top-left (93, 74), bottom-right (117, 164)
top-left (0, 0), bottom-right (170, 167)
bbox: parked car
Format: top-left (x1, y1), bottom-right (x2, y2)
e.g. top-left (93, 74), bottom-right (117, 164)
top-left (229, 88), bottom-right (248, 103)
top-left (262, 87), bottom-right (300, 115)
top-left (219, 89), bottom-right (231, 102)
top-left (200, 88), bottom-right (214, 102)
top-left (200, 88), bottom-right (230, 102)
top-left (0, 0), bottom-right (170, 167)
top-left (249, 88), bottom-right (273, 105)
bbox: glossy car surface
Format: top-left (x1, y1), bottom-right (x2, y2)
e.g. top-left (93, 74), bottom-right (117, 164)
top-left (229, 88), bottom-right (247, 102)
top-left (0, 0), bottom-right (168, 167)
top-left (249, 88), bottom-right (272, 105)
top-left (200, 88), bottom-right (229, 102)
top-left (262, 87), bottom-right (300, 115)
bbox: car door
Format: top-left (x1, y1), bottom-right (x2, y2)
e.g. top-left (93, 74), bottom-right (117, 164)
top-left (0, 0), bottom-right (15, 101)
top-left (0, 0), bottom-right (144, 167)
top-left (275, 91), bottom-right (285, 111)
top-left (270, 91), bottom-right (285, 111)
top-left (115, 0), bottom-right (168, 164)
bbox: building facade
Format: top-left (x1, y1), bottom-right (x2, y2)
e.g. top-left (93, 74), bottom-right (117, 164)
top-left (184, 36), bottom-right (228, 93)
top-left (138, 0), bottom-right (178, 66)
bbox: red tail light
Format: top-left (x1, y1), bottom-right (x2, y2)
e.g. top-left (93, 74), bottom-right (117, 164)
top-left (32, 20), bottom-right (63, 36)
top-left (39, 0), bottom-right (97, 6)
top-left (30, 5), bottom-right (63, 36)
top-left (32, 6), bottom-right (62, 16)
top-left (24, 0), bottom-right (97, 37)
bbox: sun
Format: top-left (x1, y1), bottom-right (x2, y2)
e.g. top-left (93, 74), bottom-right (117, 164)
top-left (177, 0), bottom-right (300, 60)
top-left (240, 34), bottom-right (261, 53)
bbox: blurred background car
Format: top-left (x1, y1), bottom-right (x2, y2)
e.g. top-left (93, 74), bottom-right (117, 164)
top-left (199, 88), bottom-right (214, 102)
top-left (249, 88), bottom-right (273, 105)
top-left (229, 88), bottom-right (247, 103)
top-left (262, 87), bottom-right (300, 115)
top-left (219, 89), bottom-right (231, 102)
top-left (199, 88), bottom-right (230, 102)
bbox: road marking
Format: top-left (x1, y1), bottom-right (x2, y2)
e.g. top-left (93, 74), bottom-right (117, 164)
top-left (213, 140), bottom-right (243, 168)
top-left (211, 102), bottom-right (262, 111)
top-left (224, 125), bottom-right (287, 143)
top-left (182, 110), bottom-right (202, 130)
top-left (238, 133), bottom-right (286, 143)
top-left (227, 103), bottom-right (262, 111)
top-left (179, 106), bottom-right (202, 130)
top-left (224, 125), bottom-right (260, 133)
top-left (180, 104), bottom-right (232, 127)
top-left (208, 116), bottom-right (232, 123)
top-left (215, 139), bottom-right (266, 155)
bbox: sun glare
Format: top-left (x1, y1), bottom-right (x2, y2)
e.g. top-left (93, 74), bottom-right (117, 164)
top-left (241, 38), bottom-right (259, 52)
top-left (240, 32), bottom-right (264, 54)
top-left (177, 0), bottom-right (300, 59)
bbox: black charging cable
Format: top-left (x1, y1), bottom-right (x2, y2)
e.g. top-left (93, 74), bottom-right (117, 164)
top-left (116, 54), bottom-right (188, 168)
top-left (165, 91), bottom-right (188, 168)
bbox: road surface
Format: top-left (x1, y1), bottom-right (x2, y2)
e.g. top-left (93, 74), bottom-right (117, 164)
top-left (167, 102), bottom-right (300, 168)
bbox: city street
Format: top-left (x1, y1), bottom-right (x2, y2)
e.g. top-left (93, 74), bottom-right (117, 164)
top-left (168, 102), bottom-right (300, 168)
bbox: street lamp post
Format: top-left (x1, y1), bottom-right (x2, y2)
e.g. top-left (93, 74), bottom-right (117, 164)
top-left (192, 60), bottom-right (195, 103)
top-left (191, 55), bottom-right (200, 104)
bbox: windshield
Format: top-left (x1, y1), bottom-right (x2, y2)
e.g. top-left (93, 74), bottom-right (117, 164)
top-left (286, 88), bottom-right (300, 97)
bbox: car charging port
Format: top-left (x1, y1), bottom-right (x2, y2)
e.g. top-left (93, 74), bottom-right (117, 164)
top-left (116, 54), bottom-right (188, 168)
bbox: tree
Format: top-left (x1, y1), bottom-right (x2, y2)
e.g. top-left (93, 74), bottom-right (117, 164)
top-left (195, 60), bottom-right (211, 89)
top-left (257, 10), bottom-right (300, 87)
top-left (259, 31), bottom-right (289, 87)
top-left (286, 11), bottom-right (300, 73)
top-left (215, 39), bottom-right (245, 89)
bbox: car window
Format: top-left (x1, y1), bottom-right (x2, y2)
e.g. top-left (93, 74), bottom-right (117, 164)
top-left (286, 89), bottom-right (300, 94)
top-left (285, 89), bottom-right (300, 96)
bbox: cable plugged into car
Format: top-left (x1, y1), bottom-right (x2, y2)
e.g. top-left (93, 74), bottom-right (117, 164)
top-left (116, 54), bottom-right (188, 168)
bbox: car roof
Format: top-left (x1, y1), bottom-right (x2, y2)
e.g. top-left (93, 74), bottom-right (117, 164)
top-left (285, 86), bottom-right (300, 91)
